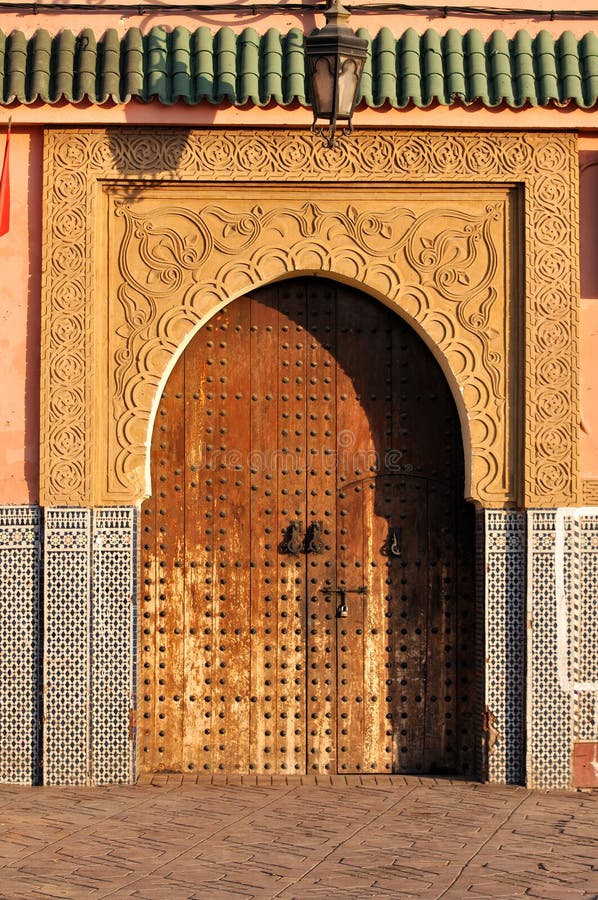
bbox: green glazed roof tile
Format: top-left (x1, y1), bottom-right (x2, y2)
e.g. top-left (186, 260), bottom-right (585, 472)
top-left (283, 28), bottom-right (306, 107)
top-left (580, 32), bottom-right (598, 106)
top-left (512, 30), bottom-right (535, 107)
top-left (443, 29), bottom-right (467, 103)
top-left (2, 23), bottom-right (598, 109)
top-left (488, 31), bottom-right (514, 106)
top-left (193, 26), bottom-right (216, 104)
top-left (398, 28), bottom-right (423, 108)
top-left (421, 29), bottom-right (444, 104)
top-left (76, 29), bottom-right (98, 103)
top-left (372, 27), bottom-right (397, 108)
top-left (355, 26), bottom-right (373, 107)
top-left (558, 31), bottom-right (584, 106)
top-left (99, 29), bottom-right (120, 102)
top-left (28, 29), bottom-right (50, 102)
top-left (462, 28), bottom-right (487, 103)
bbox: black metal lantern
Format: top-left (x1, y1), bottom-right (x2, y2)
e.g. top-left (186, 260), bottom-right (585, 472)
top-left (304, 0), bottom-right (368, 148)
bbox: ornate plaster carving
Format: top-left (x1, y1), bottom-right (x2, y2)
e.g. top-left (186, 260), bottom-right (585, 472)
top-left (583, 480), bottom-right (598, 504)
top-left (41, 129), bottom-right (580, 508)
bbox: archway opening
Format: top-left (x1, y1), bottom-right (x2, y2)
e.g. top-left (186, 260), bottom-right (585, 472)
top-left (138, 277), bottom-right (477, 776)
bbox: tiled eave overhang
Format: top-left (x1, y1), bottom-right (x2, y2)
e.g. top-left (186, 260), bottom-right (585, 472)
top-left (1, 24), bottom-right (598, 109)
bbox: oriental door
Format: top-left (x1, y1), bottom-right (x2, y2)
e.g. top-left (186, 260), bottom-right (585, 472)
top-left (139, 278), bottom-right (476, 776)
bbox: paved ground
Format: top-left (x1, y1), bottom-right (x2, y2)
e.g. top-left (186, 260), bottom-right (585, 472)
top-left (0, 775), bottom-right (596, 899)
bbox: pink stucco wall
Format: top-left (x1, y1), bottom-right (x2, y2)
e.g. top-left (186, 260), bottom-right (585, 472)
top-left (580, 143), bottom-right (598, 481)
top-left (1, 1), bottom-right (598, 502)
top-left (0, 128), bottom-right (41, 504)
top-left (0, 0), bottom-right (591, 42)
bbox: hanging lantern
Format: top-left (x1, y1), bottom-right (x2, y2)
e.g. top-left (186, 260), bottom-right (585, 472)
top-left (304, 0), bottom-right (368, 148)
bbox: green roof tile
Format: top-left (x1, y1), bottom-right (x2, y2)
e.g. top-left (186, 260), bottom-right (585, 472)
top-left (29, 30), bottom-right (51, 102)
top-left (101, 29), bottom-right (122, 102)
top-left (422, 29), bottom-right (444, 105)
top-left (581, 32), bottom-right (598, 107)
top-left (76, 29), bottom-right (98, 103)
top-left (373, 27), bottom-right (397, 107)
top-left (444, 29), bottom-right (467, 103)
top-left (1, 24), bottom-right (598, 110)
top-left (356, 26), bottom-right (373, 107)
top-left (193, 26), bottom-right (215, 104)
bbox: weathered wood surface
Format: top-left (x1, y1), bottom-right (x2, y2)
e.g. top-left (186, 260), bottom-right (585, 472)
top-left (139, 278), bottom-right (475, 775)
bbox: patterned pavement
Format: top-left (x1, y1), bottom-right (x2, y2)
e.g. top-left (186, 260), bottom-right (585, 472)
top-left (0, 776), bottom-right (596, 899)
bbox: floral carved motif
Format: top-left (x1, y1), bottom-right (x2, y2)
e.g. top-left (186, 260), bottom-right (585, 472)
top-left (582, 481), bottom-right (598, 504)
top-left (41, 129), bottom-right (579, 507)
top-left (109, 193), bottom-right (508, 502)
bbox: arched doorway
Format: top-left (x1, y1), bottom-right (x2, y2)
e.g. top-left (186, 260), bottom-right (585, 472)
top-left (138, 277), bottom-right (476, 776)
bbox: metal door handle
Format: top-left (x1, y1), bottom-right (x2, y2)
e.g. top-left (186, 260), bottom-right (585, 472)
top-left (282, 520), bottom-right (304, 555)
top-left (384, 525), bottom-right (401, 557)
top-left (306, 520), bottom-right (325, 554)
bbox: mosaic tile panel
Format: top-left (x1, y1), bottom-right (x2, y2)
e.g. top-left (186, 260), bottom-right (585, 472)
top-left (484, 509), bottom-right (526, 785)
top-left (527, 509), bottom-right (573, 790)
top-left (0, 506), bottom-right (42, 784)
top-left (91, 508), bottom-right (136, 785)
top-left (44, 506), bottom-right (138, 785)
top-left (474, 509), bottom-right (485, 781)
top-left (44, 508), bottom-right (92, 785)
top-left (572, 511), bottom-right (598, 743)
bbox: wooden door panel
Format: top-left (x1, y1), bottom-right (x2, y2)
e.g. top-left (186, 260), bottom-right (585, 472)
top-left (272, 285), bottom-right (308, 775)
top-left (362, 476), bottom-right (398, 775)
top-left (305, 282), bottom-right (337, 775)
top-left (182, 321), bottom-right (214, 774)
top-left (248, 284), bottom-right (282, 774)
top-left (139, 277), bottom-right (475, 776)
top-left (424, 481), bottom-right (457, 773)
top-left (206, 300), bottom-right (252, 772)
top-left (336, 485), bottom-right (365, 773)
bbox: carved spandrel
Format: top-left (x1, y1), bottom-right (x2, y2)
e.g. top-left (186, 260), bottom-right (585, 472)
top-left (108, 190), bottom-right (509, 504)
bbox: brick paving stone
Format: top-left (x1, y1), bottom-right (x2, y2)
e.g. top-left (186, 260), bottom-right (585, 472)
top-left (0, 780), bottom-right (597, 899)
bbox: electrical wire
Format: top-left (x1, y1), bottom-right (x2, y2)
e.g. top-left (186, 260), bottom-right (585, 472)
top-left (0, 1), bottom-right (597, 18)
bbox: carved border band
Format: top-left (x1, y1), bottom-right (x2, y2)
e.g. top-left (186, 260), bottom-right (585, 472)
top-left (40, 128), bottom-right (579, 508)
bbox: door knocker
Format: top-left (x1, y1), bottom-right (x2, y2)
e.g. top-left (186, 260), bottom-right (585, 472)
top-left (281, 520), bottom-right (304, 555)
top-left (306, 520), bottom-right (325, 554)
top-left (384, 525), bottom-right (401, 557)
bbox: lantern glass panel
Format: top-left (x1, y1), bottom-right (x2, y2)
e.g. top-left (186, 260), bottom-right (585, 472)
top-left (337, 55), bottom-right (361, 118)
top-left (312, 56), bottom-right (335, 117)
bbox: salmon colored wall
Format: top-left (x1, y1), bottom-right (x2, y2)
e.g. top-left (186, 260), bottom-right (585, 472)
top-left (1, 1), bottom-right (598, 501)
top-left (0, 128), bottom-right (41, 504)
top-left (580, 141), bottom-right (598, 481)
top-left (0, 0), bottom-right (591, 42)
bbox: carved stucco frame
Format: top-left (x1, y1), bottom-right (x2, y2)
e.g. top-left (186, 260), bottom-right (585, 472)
top-left (40, 127), bottom-right (580, 508)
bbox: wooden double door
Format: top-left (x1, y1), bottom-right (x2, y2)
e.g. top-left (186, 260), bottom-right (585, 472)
top-left (139, 278), bottom-right (476, 776)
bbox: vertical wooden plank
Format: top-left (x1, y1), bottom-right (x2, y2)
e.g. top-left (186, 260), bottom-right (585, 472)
top-left (389, 318), bottom-right (431, 773)
top-left (361, 301), bottom-right (394, 774)
top-left (334, 286), bottom-right (381, 773)
top-left (305, 280), bottom-right (337, 775)
top-left (362, 473), bottom-right (392, 775)
top-left (275, 282), bottom-right (308, 775)
top-left (210, 301), bottom-right (252, 772)
top-left (138, 412), bottom-right (159, 773)
top-left (182, 317), bottom-right (219, 774)
top-left (248, 285), bottom-right (284, 774)
top-left (425, 480), bottom-right (457, 772)
top-left (455, 498), bottom-right (477, 776)
top-left (152, 360), bottom-right (186, 772)
top-left (186, 317), bottom-right (219, 773)
top-left (389, 476), bottom-right (428, 773)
